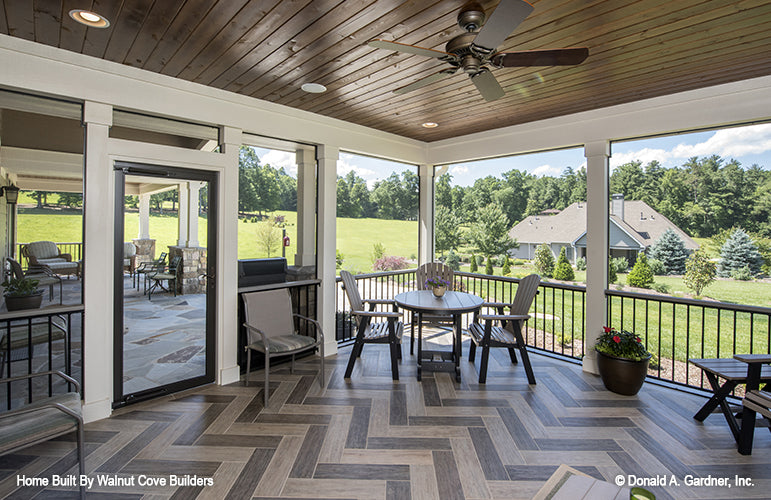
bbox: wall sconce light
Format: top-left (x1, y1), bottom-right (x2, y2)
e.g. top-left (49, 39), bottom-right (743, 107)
top-left (1, 184), bottom-right (20, 205)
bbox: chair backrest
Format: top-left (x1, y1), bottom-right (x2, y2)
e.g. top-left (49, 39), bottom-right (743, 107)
top-left (510, 274), bottom-right (541, 316)
top-left (156, 252), bottom-right (168, 264)
top-left (6, 258), bottom-right (24, 280)
top-left (242, 288), bottom-right (295, 342)
top-left (339, 270), bottom-right (363, 312)
top-left (168, 255), bottom-right (182, 274)
top-left (123, 242), bottom-right (137, 257)
top-left (416, 262), bottom-right (454, 291)
top-left (24, 241), bottom-right (59, 259)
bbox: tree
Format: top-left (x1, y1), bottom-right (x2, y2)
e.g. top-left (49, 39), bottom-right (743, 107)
top-left (608, 260), bottom-right (617, 284)
top-left (467, 203), bottom-right (517, 258)
top-left (485, 256), bottom-right (494, 275)
top-left (627, 253), bottom-right (654, 288)
top-left (445, 249), bottom-right (461, 271)
top-left (255, 221), bottom-right (281, 257)
top-left (648, 228), bottom-right (689, 274)
top-left (470, 253), bottom-right (478, 272)
top-left (57, 192), bottom-right (82, 208)
top-left (684, 249), bottom-right (716, 296)
top-left (435, 206), bottom-right (461, 255)
top-left (501, 256), bottom-right (511, 276)
top-left (553, 247), bottom-right (575, 281)
top-left (533, 244), bottom-right (555, 278)
top-left (718, 228), bottom-right (763, 277)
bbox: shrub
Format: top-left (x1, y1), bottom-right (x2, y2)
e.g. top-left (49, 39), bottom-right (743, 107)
top-left (445, 249), bottom-right (461, 271)
top-left (627, 253), bottom-right (654, 288)
top-left (553, 247), bottom-right (575, 281)
top-left (608, 260), bottom-right (617, 284)
top-left (611, 257), bottom-right (629, 273)
top-left (648, 258), bottom-right (666, 276)
top-left (372, 242), bottom-right (386, 263)
top-left (652, 283), bottom-right (670, 294)
top-left (512, 258), bottom-right (526, 266)
top-left (335, 249), bottom-right (344, 270)
top-left (470, 253), bottom-right (478, 272)
top-left (373, 255), bottom-right (409, 272)
top-left (575, 256), bottom-right (586, 271)
top-left (533, 244), bottom-right (555, 278)
top-left (718, 228), bottom-right (763, 277)
top-left (684, 249), bottom-right (717, 296)
top-left (649, 228), bottom-right (689, 274)
top-left (485, 257), bottom-right (494, 275)
top-left (477, 255), bottom-right (485, 266)
top-left (501, 256), bottom-right (511, 276)
top-left (731, 265), bottom-right (753, 281)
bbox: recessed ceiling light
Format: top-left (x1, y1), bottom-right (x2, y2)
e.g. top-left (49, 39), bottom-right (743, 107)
top-left (69, 9), bottom-right (110, 28)
top-left (422, 122), bottom-right (439, 128)
top-left (301, 83), bottom-right (327, 93)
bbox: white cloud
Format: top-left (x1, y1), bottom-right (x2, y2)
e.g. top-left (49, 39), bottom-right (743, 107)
top-left (338, 156), bottom-right (378, 188)
top-left (450, 165), bottom-right (469, 175)
top-left (260, 150), bottom-right (297, 176)
top-left (531, 164), bottom-right (561, 177)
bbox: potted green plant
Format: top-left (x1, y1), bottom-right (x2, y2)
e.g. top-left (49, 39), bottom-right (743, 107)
top-left (2, 276), bottom-right (44, 311)
top-left (424, 277), bottom-right (451, 297)
top-left (594, 326), bottom-right (652, 395)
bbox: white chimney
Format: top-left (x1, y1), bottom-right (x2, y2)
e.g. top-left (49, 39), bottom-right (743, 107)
top-left (611, 193), bottom-right (624, 220)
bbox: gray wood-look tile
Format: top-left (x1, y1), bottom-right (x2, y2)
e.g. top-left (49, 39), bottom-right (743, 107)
top-left (433, 450), bottom-right (465, 500)
top-left (313, 463), bottom-right (410, 480)
top-left (345, 405), bottom-right (370, 449)
top-left (468, 427), bottom-right (508, 481)
top-left (288, 424), bottom-right (328, 478)
top-left (226, 448), bottom-right (275, 499)
top-left (367, 437), bottom-right (452, 450)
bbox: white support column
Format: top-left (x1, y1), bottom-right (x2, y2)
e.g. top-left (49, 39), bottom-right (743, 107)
top-left (583, 141), bottom-right (610, 375)
top-left (418, 164), bottom-right (434, 265)
top-left (295, 147), bottom-right (316, 267)
top-left (177, 182), bottom-right (188, 247)
top-left (82, 100), bottom-right (113, 423)
top-left (317, 145), bottom-right (339, 357)
top-left (218, 126), bottom-right (242, 386)
top-left (187, 181), bottom-right (201, 247)
top-left (138, 193), bottom-right (150, 239)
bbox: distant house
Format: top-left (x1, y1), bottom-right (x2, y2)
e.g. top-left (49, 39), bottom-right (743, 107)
top-left (508, 194), bottom-right (699, 263)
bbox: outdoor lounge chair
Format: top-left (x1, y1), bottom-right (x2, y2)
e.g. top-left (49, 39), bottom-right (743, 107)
top-left (242, 288), bottom-right (324, 406)
top-left (340, 270), bottom-right (403, 380)
top-left (0, 371), bottom-right (85, 499)
top-left (21, 241), bottom-right (79, 278)
top-left (7, 257), bottom-right (62, 304)
top-left (123, 242), bottom-right (139, 277)
top-left (468, 273), bottom-right (540, 384)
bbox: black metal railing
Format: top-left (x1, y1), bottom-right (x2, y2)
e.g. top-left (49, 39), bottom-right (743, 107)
top-left (0, 305), bottom-right (84, 411)
top-left (17, 242), bottom-right (83, 266)
top-left (607, 290), bottom-right (771, 394)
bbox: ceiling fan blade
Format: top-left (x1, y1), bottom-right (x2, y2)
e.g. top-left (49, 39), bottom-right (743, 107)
top-left (368, 39), bottom-right (451, 59)
top-left (394, 70), bottom-right (457, 95)
top-left (492, 47), bottom-right (589, 67)
top-left (472, 0), bottom-right (534, 53)
top-left (470, 70), bottom-right (505, 102)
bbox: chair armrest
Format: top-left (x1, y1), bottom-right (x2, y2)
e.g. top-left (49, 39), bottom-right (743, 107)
top-left (293, 314), bottom-right (325, 341)
top-left (1, 401), bottom-right (82, 422)
top-left (482, 302), bottom-right (511, 309)
top-left (0, 370), bottom-right (80, 393)
top-left (735, 354), bottom-right (771, 364)
top-left (58, 253), bottom-right (72, 262)
top-left (352, 309), bottom-right (402, 319)
top-left (477, 313), bottom-right (530, 323)
top-left (363, 299), bottom-right (394, 305)
top-left (243, 322), bottom-right (270, 350)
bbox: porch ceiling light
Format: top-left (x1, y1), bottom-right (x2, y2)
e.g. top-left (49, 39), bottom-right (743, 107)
top-left (301, 83), bottom-right (327, 93)
top-left (421, 122), bottom-right (439, 128)
top-left (69, 9), bottom-right (110, 28)
top-left (1, 184), bottom-right (20, 205)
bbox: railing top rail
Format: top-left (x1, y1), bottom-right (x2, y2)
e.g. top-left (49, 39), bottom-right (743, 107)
top-left (335, 268), bottom-right (417, 282)
top-left (18, 242), bottom-right (83, 246)
top-left (606, 288), bottom-right (771, 315)
top-left (455, 271), bottom-right (587, 292)
top-left (0, 304), bottom-right (85, 320)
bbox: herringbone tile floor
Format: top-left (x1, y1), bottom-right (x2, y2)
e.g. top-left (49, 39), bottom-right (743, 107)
top-left (2, 338), bottom-right (771, 499)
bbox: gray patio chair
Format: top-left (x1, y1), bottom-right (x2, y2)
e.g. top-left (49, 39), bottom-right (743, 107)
top-left (21, 241), bottom-right (80, 278)
top-left (340, 270), bottom-right (403, 380)
top-left (412, 262), bottom-right (455, 355)
top-left (0, 371), bottom-right (85, 499)
top-left (7, 257), bottom-right (62, 304)
top-left (468, 273), bottom-right (540, 384)
top-left (135, 252), bottom-right (167, 291)
top-left (242, 288), bottom-right (324, 406)
top-left (147, 255), bottom-right (181, 300)
top-left (123, 242), bottom-right (139, 277)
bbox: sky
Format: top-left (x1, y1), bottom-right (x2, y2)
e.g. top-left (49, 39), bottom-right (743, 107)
top-left (252, 122), bottom-right (771, 188)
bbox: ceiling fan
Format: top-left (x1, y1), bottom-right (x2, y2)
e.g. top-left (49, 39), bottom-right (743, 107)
top-left (367, 0), bottom-right (589, 102)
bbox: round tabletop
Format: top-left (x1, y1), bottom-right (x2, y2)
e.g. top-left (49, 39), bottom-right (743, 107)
top-left (394, 290), bottom-right (484, 315)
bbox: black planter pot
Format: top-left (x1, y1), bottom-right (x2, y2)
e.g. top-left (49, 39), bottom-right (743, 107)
top-left (4, 292), bottom-right (44, 311)
top-left (596, 350), bottom-right (651, 396)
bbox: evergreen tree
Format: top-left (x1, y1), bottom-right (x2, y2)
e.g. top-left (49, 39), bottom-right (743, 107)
top-left (718, 228), bottom-right (763, 277)
top-left (533, 244), bottom-right (555, 278)
top-left (649, 228), bottom-right (690, 274)
top-left (470, 253), bottom-right (478, 272)
top-left (445, 249), bottom-right (461, 271)
top-left (684, 249), bottom-right (716, 296)
top-left (608, 260), bottom-right (617, 284)
top-left (553, 247), bottom-right (575, 281)
top-left (485, 256), bottom-right (494, 275)
top-left (501, 256), bottom-right (511, 276)
top-left (627, 253), bottom-right (654, 288)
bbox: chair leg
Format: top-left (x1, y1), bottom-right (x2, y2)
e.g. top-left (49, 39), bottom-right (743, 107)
top-left (410, 313), bottom-right (415, 356)
top-left (264, 351), bottom-right (270, 407)
top-left (318, 341), bottom-right (325, 389)
top-left (469, 340), bottom-right (477, 362)
top-left (739, 405), bottom-right (757, 455)
top-left (508, 347), bottom-right (518, 364)
top-left (344, 340), bottom-right (362, 378)
top-left (290, 354), bottom-right (295, 374)
top-left (519, 345), bottom-right (536, 385)
top-left (478, 346), bottom-right (490, 384)
top-left (389, 341), bottom-right (400, 381)
top-left (244, 347), bottom-right (251, 386)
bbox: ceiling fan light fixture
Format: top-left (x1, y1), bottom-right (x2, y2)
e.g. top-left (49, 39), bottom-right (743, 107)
top-left (301, 83), bottom-right (327, 93)
top-left (421, 122), bottom-right (439, 128)
top-left (69, 9), bottom-right (110, 28)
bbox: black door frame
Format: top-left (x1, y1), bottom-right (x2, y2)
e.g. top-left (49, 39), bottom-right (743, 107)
top-left (113, 161), bottom-right (218, 408)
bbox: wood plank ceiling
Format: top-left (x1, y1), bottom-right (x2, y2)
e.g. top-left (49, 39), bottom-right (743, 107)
top-left (2, 0), bottom-right (770, 142)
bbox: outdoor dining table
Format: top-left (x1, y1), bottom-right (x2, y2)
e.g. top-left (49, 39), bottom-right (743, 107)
top-left (394, 290), bottom-right (483, 382)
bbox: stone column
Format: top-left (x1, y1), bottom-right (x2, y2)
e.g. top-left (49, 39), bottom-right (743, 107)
top-left (317, 145), bottom-right (339, 358)
top-left (583, 141), bottom-right (610, 375)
